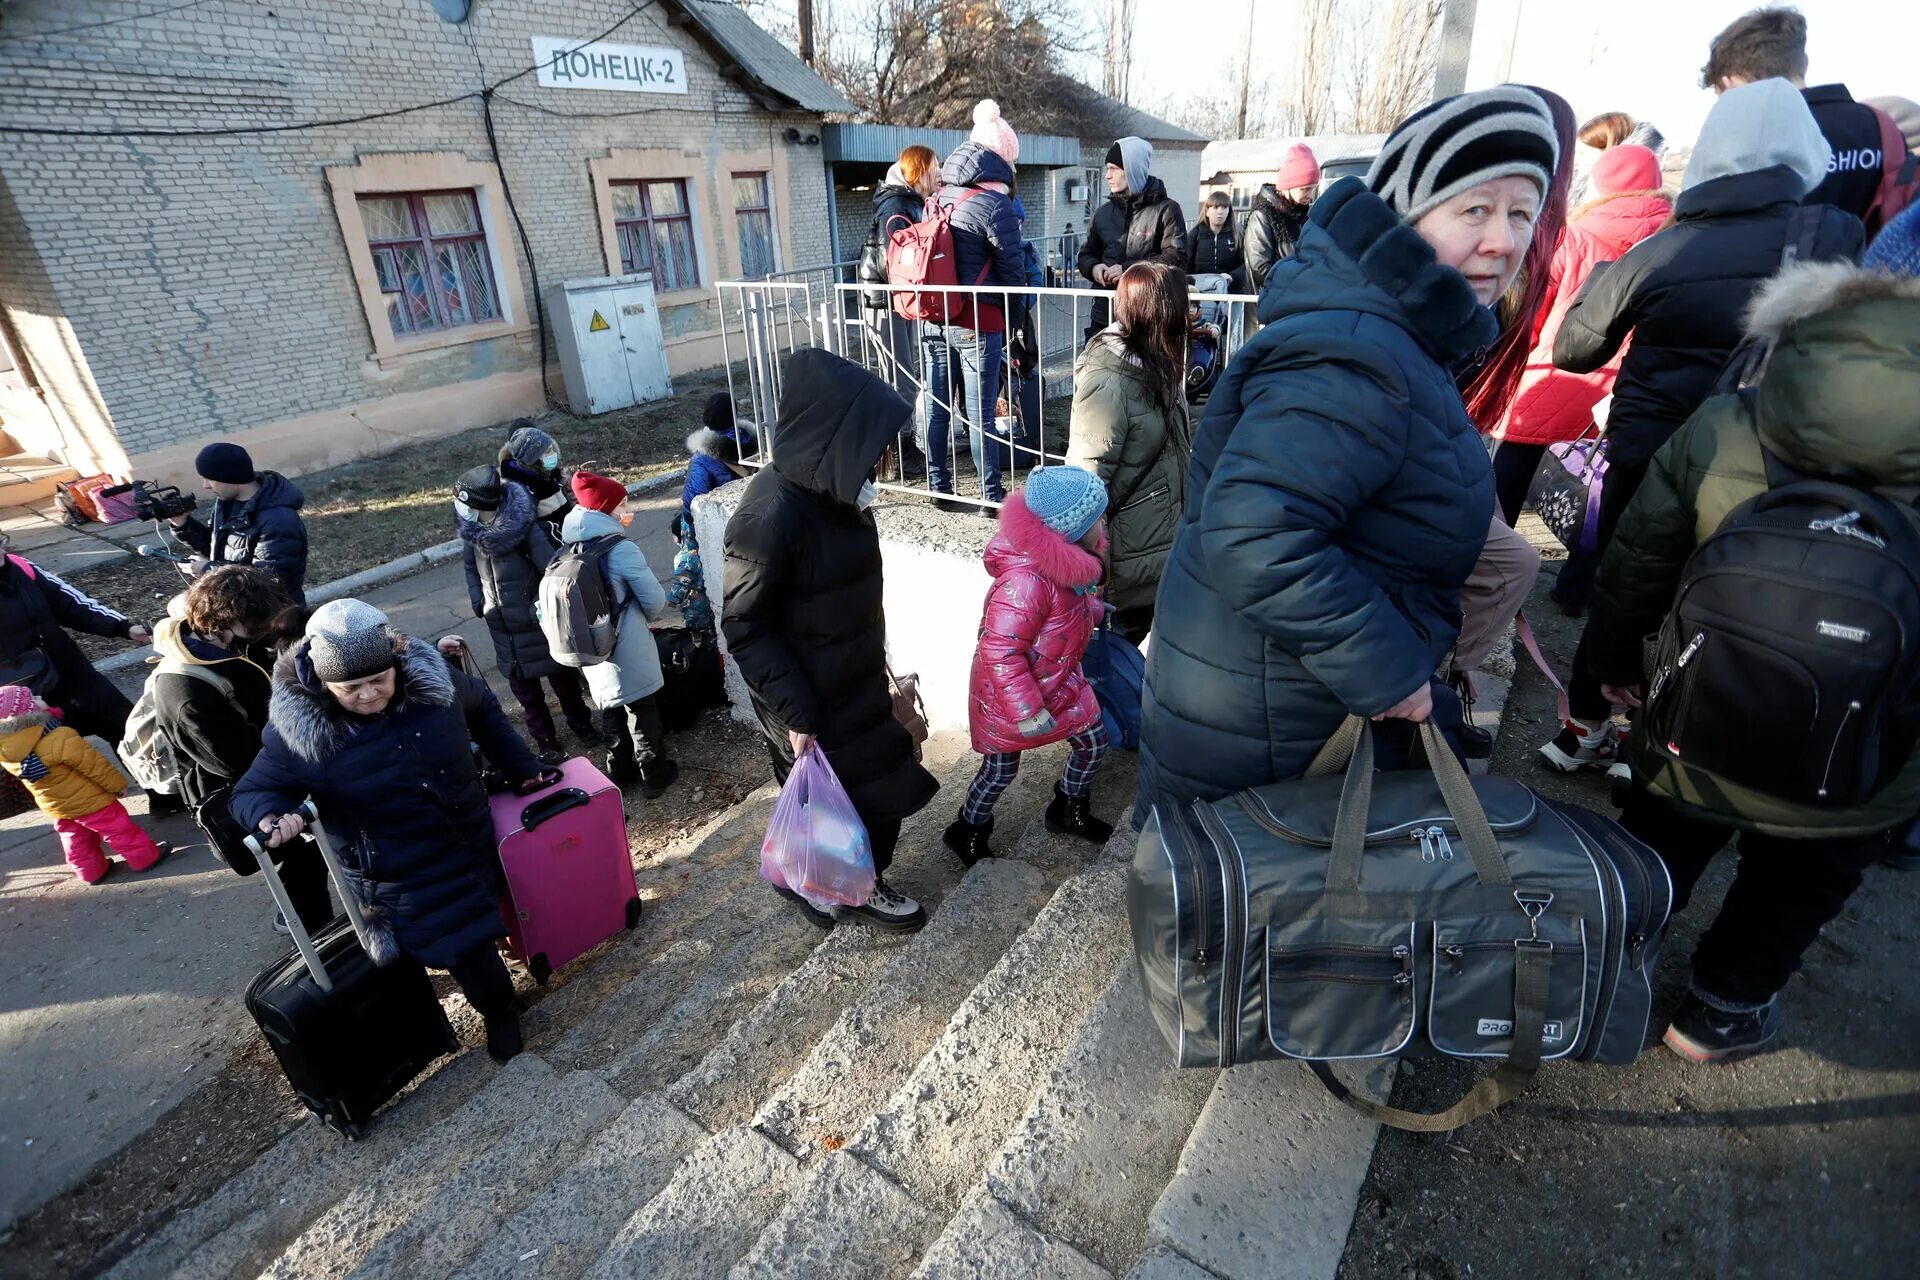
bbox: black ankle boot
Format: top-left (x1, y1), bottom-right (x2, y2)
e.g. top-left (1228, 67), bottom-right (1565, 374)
top-left (484, 1009), bottom-right (523, 1063)
top-left (639, 758), bottom-right (679, 799)
top-left (604, 749), bottom-right (639, 787)
top-left (1045, 784), bottom-right (1113, 844)
top-left (943, 814), bottom-right (995, 867)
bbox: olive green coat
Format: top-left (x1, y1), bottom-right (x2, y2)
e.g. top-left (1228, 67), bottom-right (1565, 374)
top-left (1587, 263), bottom-right (1920, 837)
top-left (1064, 332), bottom-right (1194, 612)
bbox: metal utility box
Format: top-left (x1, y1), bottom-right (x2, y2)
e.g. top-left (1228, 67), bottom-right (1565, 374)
top-left (547, 273), bottom-right (673, 416)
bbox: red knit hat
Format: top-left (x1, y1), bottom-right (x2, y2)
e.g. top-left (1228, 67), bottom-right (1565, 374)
top-left (1591, 144), bottom-right (1661, 198)
top-left (1276, 143), bottom-right (1321, 191)
top-left (571, 471), bottom-right (629, 514)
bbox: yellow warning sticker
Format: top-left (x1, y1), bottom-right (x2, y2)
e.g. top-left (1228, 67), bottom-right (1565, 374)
top-left (589, 311), bottom-right (610, 332)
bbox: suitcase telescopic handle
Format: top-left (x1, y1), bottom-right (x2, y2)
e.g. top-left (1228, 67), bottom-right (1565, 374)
top-left (242, 799), bottom-right (383, 987)
top-left (521, 787), bottom-right (590, 831)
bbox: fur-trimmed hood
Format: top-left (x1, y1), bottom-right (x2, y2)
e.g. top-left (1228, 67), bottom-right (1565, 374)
top-left (1743, 262), bottom-right (1920, 484)
top-left (268, 633), bottom-right (452, 763)
top-left (984, 491), bottom-right (1105, 591)
top-left (687, 424), bottom-right (756, 464)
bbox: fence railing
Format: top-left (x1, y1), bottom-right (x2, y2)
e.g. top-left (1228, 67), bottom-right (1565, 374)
top-left (715, 278), bottom-right (1259, 511)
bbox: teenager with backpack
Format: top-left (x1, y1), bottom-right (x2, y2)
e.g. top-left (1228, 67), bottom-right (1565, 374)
top-left (1539, 78), bottom-right (1864, 777)
top-left (1580, 258), bottom-right (1920, 1062)
top-left (557, 472), bottom-right (678, 797)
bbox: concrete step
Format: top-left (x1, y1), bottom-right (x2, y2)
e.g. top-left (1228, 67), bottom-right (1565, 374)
top-left (663, 741), bottom-right (1034, 1132)
top-left (978, 960), bottom-right (1220, 1274)
top-left (342, 1070), bottom-right (627, 1277)
top-left (0, 453), bottom-right (78, 508)
top-left (910, 1185), bottom-right (1112, 1280)
top-left (101, 1047), bottom-right (499, 1280)
top-left (600, 902), bottom-right (827, 1097)
top-left (257, 1053), bottom-right (557, 1279)
top-left (582, 1126), bottom-right (805, 1280)
top-left (849, 862), bottom-right (1133, 1214)
top-left (726, 1151), bottom-right (942, 1280)
top-left (1123, 1246), bottom-right (1219, 1280)
top-left (1140, 1059), bottom-right (1390, 1280)
top-left (754, 854), bottom-right (1054, 1157)
top-left (452, 1096), bottom-right (706, 1280)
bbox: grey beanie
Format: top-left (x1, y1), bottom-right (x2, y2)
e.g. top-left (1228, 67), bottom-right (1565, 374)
top-left (306, 598), bottom-right (398, 684)
top-left (1367, 85), bottom-right (1560, 223)
top-left (500, 424), bottom-right (557, 471)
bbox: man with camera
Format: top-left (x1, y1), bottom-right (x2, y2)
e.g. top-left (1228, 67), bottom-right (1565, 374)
top-left (167, 443), bottom-right (309, 605)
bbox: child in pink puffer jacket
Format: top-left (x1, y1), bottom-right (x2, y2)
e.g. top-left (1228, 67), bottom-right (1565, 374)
top-left (943, 466), bottom-right (1114, 866)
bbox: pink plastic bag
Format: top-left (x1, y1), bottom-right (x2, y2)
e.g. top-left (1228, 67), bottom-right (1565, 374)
top-left (759, 745), bottom-right (875, 907)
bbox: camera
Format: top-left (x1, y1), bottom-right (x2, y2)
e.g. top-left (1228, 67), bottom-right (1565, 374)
top-left (103, 479), bottom-right (197, 522)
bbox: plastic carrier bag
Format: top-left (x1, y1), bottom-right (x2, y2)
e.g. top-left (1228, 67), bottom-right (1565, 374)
top-left (760, 745), bottom-right (875, 908)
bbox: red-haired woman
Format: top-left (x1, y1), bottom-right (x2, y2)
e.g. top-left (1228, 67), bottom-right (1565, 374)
top-left (1065, 261), bottom-right (1194, 642)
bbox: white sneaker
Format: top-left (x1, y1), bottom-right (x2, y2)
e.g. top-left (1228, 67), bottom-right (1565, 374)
top-left (1537, 721), bottom-right (1617, 773)
top-left (839, 876), bottom-right (927, 932)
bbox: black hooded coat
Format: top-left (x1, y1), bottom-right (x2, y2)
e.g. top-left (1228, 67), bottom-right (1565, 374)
top-left (721, 350), bottom-right (939, 825)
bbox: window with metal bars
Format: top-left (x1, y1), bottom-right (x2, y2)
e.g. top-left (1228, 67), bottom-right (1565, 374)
top-left (611, 178), bottom-right (700, 290)
top-left (732, 171), bottom-right (776, 278)
top-left (357, 190), bottom-right (502, 338)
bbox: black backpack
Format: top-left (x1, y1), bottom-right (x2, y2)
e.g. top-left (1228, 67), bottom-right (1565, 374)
top-left (1641, 447), bottom-right (1920, 809)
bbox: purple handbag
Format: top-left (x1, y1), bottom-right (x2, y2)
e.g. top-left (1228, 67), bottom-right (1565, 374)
top-left (1526, 433), bottom-right (1609, 555)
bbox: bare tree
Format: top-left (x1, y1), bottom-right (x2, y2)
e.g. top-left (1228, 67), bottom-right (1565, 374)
top-left (1348, 0), bottom-right (1444, 132)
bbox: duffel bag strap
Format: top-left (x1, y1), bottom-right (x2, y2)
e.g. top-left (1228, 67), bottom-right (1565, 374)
top-left (1308, 937), bottom-right (1553, 1132)
top-left (1324, 717), bottom-right (1512, 892)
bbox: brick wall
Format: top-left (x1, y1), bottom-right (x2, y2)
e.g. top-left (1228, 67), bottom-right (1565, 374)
top-left (0, 0), bottom-right (834, 460)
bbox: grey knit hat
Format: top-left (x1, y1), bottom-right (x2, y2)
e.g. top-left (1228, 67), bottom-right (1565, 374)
top-left (500, 423), bottom-right (557, 471)
top-left (1367, 86), bottom-right (1560, 224)
top-left (306, 598), bottom-right (398, 684)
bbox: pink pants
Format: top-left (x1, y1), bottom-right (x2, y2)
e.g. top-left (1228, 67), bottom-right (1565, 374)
top-left (55, 801), bottom-right (164, 882)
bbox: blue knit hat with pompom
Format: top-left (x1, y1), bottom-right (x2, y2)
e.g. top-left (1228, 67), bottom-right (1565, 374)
top-left (1863, 202), bottom-right (1920, 279)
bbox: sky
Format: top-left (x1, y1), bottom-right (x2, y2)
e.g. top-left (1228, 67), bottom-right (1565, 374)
top-left (1110, 0), bottom-right (1920, 143)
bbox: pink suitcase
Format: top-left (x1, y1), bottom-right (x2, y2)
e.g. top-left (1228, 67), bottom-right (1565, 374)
top-left (489, 758), bottom-right (640, 984)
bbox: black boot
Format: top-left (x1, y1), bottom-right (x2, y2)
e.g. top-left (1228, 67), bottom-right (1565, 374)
top-left (942, 814), bottom-right (995, 867)
top-left (1045, 784), bottom-right (1113, 844)
top-left (484, 1009), bottom-right (523, 1064)
top-left (1448, 671), bottom-right (1494, 761)
top-left (639, 758), bottom-right (680, 799)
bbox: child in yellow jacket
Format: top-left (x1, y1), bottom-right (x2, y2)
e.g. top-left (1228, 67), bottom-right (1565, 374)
top-left (0, 685), bottom-right (171, 884)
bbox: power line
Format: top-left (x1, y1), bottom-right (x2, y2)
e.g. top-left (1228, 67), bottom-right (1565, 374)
top-left (0, 0), bottom-right (661, 137)
top-left (0, 0), bottom-right (218, 43)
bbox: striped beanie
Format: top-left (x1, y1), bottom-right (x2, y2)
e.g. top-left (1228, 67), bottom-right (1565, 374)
top-left (1367, 86), bottom-right (1559, 224)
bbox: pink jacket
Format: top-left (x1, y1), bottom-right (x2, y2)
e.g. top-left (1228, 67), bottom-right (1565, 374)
top-left (1495, 192), bottom-right (1673, 446)
top-left (968, 492), bottom-right (1107, 755)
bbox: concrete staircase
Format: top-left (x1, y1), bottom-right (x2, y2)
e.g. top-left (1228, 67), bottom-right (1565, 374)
top-left (100, 730), bottom-right (1390, 1280)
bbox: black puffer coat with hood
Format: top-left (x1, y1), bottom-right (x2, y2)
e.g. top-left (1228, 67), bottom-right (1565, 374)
top-left (721, 349), bottom-right (939, 825)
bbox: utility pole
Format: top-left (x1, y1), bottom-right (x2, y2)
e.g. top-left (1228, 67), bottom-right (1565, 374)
top-left (1433, 0), bottom-right (1476, 99)
top-left (1233, 0), bottom-right (1255, 137)
top-left (797, 0), bottom-right (815, 66)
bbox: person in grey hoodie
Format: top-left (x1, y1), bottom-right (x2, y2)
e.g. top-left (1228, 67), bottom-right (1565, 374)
top-left (561, 472), bottom-right (678, 797)
top-left (1078, 136), bottom-right (1187, 340)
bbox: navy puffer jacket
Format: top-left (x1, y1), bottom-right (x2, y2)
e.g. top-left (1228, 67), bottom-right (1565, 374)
top-left (1137, 179), bottom-right (1499, 814)
top-left (935, 142), bottom-right (1026, 331)
top-left (233, 635), bottom-right (542, 968)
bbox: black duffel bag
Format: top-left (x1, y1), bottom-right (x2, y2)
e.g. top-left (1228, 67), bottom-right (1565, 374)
top-left (1128, 716), bottom-right (1673, 1130)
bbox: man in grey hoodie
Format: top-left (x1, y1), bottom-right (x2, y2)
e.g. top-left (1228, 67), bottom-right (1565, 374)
top-left (1078, 135), bottom-right (1187, 341)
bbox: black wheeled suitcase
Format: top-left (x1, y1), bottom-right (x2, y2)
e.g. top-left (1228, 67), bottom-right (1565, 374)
top-left (242, 802), bottom-right (458, 1139)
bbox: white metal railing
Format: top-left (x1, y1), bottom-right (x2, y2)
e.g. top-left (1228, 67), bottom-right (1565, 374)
top-left (715, 278), bottom-right (1260, 510)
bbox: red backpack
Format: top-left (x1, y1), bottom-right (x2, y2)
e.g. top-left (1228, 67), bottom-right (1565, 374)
top-left (1868, 106), bottom-right (1919, 239)
top-left (886, 192), bottom-right (990, 326)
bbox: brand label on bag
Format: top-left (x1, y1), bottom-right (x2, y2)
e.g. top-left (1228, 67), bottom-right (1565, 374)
top-left (1477, 1018), bottom-right (1564, 1041)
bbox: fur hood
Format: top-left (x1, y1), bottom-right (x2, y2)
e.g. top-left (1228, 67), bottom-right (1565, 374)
top-left (268, 633), bottom-right (452, 763)
top-left (687, 425), bottom-right (756, 463)
top-left (0, 709), bottom-right (51, 756)
top-left (984, 491), bottom-right (1105, 591)
top-left (1745, 261), bottom-right (1920, 343)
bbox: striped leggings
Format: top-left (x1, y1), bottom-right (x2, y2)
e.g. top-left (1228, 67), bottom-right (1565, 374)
top-left (962, 720), bottom-right (1108, 826)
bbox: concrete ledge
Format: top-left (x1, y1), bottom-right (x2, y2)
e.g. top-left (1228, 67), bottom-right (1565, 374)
top-left (94, 468), bottom-right (686, 675)
top-left (693, 479), bottom-right (995, 733)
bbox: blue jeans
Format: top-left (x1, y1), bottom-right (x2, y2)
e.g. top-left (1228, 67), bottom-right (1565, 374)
top-left (923, 326), bottom-right (1005, 500)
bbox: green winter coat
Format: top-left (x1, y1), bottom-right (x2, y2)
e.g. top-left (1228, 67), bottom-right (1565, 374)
top-left (1064, 330), bottom-right (1193, 613)
top-left (1586, 263), bottom-right (1920, 838)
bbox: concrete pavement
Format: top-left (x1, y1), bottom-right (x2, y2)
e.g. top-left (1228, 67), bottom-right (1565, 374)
top-left (0, 487), bottom-right (685, 1229)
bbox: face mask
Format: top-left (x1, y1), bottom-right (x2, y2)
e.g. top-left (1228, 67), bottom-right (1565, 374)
top-left (453, 499), bottom-right (474, 522)
top-left (856, 481), bottom-right (878, 510)
top-left (541, 453), bottom-right (561, 471)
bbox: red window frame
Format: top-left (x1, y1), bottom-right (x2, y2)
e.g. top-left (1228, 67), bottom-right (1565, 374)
top-left (732, 171), bottom-right (776, 278)
top-left (357, 189), bottom-right (502, 338)
top-left (611, 178), bottom-right (700, 290)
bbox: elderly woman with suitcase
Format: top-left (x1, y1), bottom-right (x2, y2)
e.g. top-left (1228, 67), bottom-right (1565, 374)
top-left (234, 598), bottom-right (550, 1063)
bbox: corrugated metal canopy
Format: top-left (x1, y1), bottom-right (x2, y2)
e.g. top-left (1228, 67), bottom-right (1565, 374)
top-left (823, 124), bottom-right (1080, 167)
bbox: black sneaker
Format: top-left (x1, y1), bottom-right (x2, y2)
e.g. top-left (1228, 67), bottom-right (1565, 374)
top-left (485, 1011), bottom-right (524, 1064)
top-left (772, 884), bottom-right (837, 929)
top-left (835, 876), bottom-right (927, 932)
top-left (1457, 723), bottom-right (1494, 760)
top-left (1663, 993), bottom-right (1781, 1063)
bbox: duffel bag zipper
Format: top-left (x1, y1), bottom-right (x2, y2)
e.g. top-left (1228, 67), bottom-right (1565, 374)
top-left (1440, 939), bottom-right (1515, 972)
top-left (1273, 943), bottom-right (1413, 988)
top-left (1172, 805), bottom-right (1215, 966)
top-left (1194, 803), bottom-right (1244, 1068)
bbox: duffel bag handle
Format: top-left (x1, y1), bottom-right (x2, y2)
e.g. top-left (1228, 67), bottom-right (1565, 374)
top-left (1322, 715), bottom-right (1513, 892)
top-left (1308, 934), bottom-right (1552, 1132)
